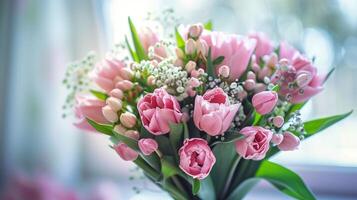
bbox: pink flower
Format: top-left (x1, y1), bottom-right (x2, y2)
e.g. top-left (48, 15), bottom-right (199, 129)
top-left (272, 42), bottom-right (324, 103)
top-left (138, 138), bottom-right (159, 155)
top-left (252, 91), bottom-right (278, 115)
top-left (278, 132), bottom-right (300, 151)
top-left (179, 138), bottom-right (216, 180)
top-left (200, 31), bottom-right (256, 80)
top-left (137, 88), bottom-right (183, 135)
top-left (138, 26), bottom-right (167, 59)
top-left (74, 95), bottom-right (109, 132)
top-left (235, 126), bottom-right (273, 160)
top-left (194, 87), bottom-right (240, 136)
top-left (92, 58), bottom-right (132, 92)
top-left (249, 32), bottom-right (274, 60)
top-left (113, 142), bottom-right (138, 161)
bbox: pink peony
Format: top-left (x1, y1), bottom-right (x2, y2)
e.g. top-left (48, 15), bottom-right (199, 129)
top-left (194, 87), bottom-right (240, 136)
top-left (137, 88), bottom-right (183, 135)
top-left (235, 126), bottom-right (273, 160)
top-left (113, 142), bottom-right (138, 161)
top-left (74, 95), bottom-right (109, 132)
top-left (271, 42), bottom-right (324, 103)
top-left (179, 138), bottom-right (216, 180)
top-left (200, 31), bottom-right (256, 80)
top-left (138, 138), bottom-right (159, 155)
top-left (278, 131), bottom-right (300, 151)
top-left (92, 58), bottom-right (132, 92)
top-left (252, 91), bottom-right (278, 115)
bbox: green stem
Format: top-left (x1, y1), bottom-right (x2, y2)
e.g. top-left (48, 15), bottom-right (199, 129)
top-left (221, 155), bottom-right (242, 199)
top-left (172, 176), bottom-right (187, 196)
top-left (134, 156), bottom-right (161, 181)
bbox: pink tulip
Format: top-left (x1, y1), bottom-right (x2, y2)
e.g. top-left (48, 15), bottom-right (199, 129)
top-left (124, 130), bottom-right (140, 140)
top-left (218, 65), bottom-right (230, 78)
top-left (278, 132), bottom-right (300, 151)
top-left (138, 138), bottom-right (158, 155)
top-left (235, 126), bottom-right (273, 160)
top-left (179, 138), bottom-right (216, 180)
top-left (193, 87), bottom-right (240, 136)
top-left (271, 134), bottom-right (284, 145)
top-left (74, 95), bottom-right (109, 132)
top-left (249, 32), bottom-right (274, 60)
top-left (92, 58), bottom-right (131, 92)
top-left (188, 23), bottom-right (203, 38)
top-left (273, 116), bottom-right (284, 128)
top-left (137, 88), bottom-right (183, 135)
top-left (200, 31), bottom-right (256, 80)
top-left (139, 26), bottom-right (167, 58)
top-left (113, 142), bottom-right (138, 161)
top-left (271, 42), bottom-right (324, 103)
top-left (119, 112), bottom-right (137, 128)
top-left (252, 91), bottom-right (278, 115)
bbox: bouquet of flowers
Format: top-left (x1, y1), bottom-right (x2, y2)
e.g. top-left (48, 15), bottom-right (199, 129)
top-left (64, 14), bottom-right (352, 200)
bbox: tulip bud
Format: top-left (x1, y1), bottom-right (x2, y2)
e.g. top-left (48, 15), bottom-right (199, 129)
top-left (116, 80), bottom-right (133, 91)
top-left (296, 71), bottom-right (312, 88)
top-left (185, 61), bottom-right (196, 73)
top-left (120, 112), bottom-right (137, 128)
top-left (196, 39), bottom-right (208, 56)
top-left (188, 23), bottom-right (203, 38)
top-left (174, 59), bottom-right (184, 67)
top-left (254, 83), bottom-right (267, 93)
top-left (175, 47), bottom-right (185, 59)
top-left (238, 90), bottom-right (247, 101)
top-left (278, 132), bottom-right (300, 151)
top-left (218, 65), bottom-right (230, 78)
top-left (244, 79), bottom-right (256, 91)
top-left (278, 58), bottom-right (289, 66)
top-left (138, 138), bottom-right (158, 155)
top-left (119, 68), bottom-right (133, 80)
top-left (124, 130), bottom-right (140, 140)
top-left (267, 53), bottom-right (278, 68)
top-left (197, 68), bottom-right (205, 75)
top-left (252, 91), bottom-right (278, 115)
top-left (102, 105), bottom-right (118, 123)
top-left (106, 97), bottom-right (122, 112)
top-left (273, 116), bottom-right (284, 128)
top-left (190, 69), bottom-right (200, 78)
top-left (271, 134), bottom-right (284, 145)
top-left (110, 89), bottom-right (124, 99)
top-left (114, 124), bottom-right (127, 134)
top-left (185, 39), bottom-right (196, 55)
top-left (147, 75), bottom-right (155, 86)
top-left (181, 112), bottom-right (190, 122)
top-left (114, 142), bottom-right (138, 161)
top-left (188, 77), bottom-right (200, 88)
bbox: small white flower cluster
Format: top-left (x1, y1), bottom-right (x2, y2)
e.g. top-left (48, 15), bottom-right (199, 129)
top-left (147, 39), bottom-right (176, 60)
top-left (62, 52), bottom-right (96, 117)
top-left (132, 58), bottom-right (191, 100)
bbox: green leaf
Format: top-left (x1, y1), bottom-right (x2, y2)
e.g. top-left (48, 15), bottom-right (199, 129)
top-left (210, 143), bottom-right (237, 197)
top-left (112, 130), bottom-right (139, 151)
top-left (134, 156), bottom-right (161, 182)
top-left (212, 56), bottom-right (224, 66)
top-left (175, 27), bottom-right (185, 50)
top-left (192, 179), bottom-right (201, 195)
top-left (303, 110), bottom-right (353, 138)
top-left (90, 90), bottom-right (108, 101)
top-left (206, 48), bottom-right (215, 77)
top-left (125, 36), bottom-right (139, 62)
top-left (226, 178), bottom-right (260, 200)
top-left (204, 20), bottom-right (213, 30)
top-left (161, 157), bottom-right (185, 179)
top-left (323, 67), bottom-right (335, 84)
top-left (253, 111), bottom-right (262, 125)
top-left (140, 126), bottom-right (153, 138)
top-left (141, 153), bottom-right (161, 172)
top-left (169, 123), bottom-right (184, 151)
top-left (271, 85), bottom-right (280, 92)
top-left (198, 175), bottom-right (215, 200)
top-left (256, 160), bottom-right (316, 200)
top-left (86, 118), bottom-right (113, 136)
top-left (156, 135), bottom-right (174, 156)
top-left (128, 17), bottom-right (148, 61)
top-left (211, 132), bottom-right (244, 146)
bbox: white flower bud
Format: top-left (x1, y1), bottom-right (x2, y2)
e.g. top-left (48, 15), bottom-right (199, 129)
top-left (102, 105), bottom-right (118, 123)
top-left (106, 97), bottom-right (122, 112)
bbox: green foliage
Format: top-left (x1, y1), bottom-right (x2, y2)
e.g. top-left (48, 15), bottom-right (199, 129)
top-left (206, 48), bottom-right (216, 78)
top-left (226, 178), bottom-right (260, 200)
top-left (192, 179), bottom-right (201, 195)
top-left (212, 56), bottom-right (224, 66)
top-left (204, 20), bottom-right (213, 30)
top-left (125, 36), bottom-right (139, 62)
top-left (90, 90), bottom-right (108, 100)
top-left (175, 27), bottom-right (185, 50)
top-left (128, 17), bottom-right (148, 61)
top-left (86, 118), bottom-right (113, 136)
top-left (198, 176), bottom-right (216, 200)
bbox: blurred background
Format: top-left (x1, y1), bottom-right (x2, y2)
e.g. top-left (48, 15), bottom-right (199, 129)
top-left (0, 0), bottom-right (356, 199)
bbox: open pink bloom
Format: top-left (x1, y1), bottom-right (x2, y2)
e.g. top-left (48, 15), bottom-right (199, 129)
top-left (139, 26), bottom-right (167, 59)
top-left (137, 88), bottom-right (183, 135)
top-left (249, 32), bottom-right (274, 60)
top-left (200, 31), bottom-right (256, 80)
top-left (252, 91), bottom-right (278, 115)
top-left (278, 131), bottom-right (300, 151)
top-left (92, 58), bottom-right (131, 92)
top-left (271, 42), bottom-right (324, 103)
top-left (113, 142), bottom-right (138, 161)
top-left (74, 95), bottom-right (109, 132)
top-left (179, 138), bottom-right (216, 180)
top-left (235, 126), bottom-right (273, 160)
top-left (138, 138), bottom-right (158, 155)
top-left (194, 87), bottom-right (240, 136)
